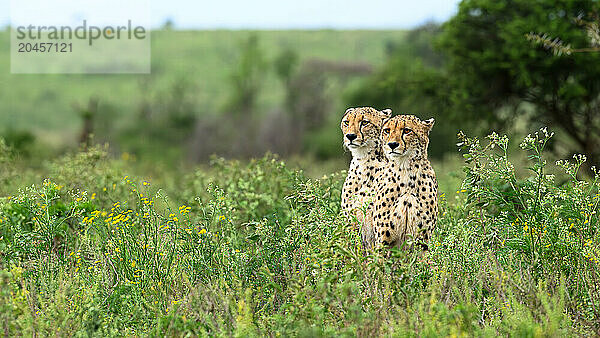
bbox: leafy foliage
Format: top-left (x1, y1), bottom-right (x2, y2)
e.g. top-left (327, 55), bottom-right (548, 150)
top-left (438, 0), bottom-right (600, 165)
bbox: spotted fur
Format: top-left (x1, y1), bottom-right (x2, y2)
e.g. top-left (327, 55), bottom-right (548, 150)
top-left (340, 107), bottom-right (392, 232)
top-left (364, 114), bottom-right (438, 250)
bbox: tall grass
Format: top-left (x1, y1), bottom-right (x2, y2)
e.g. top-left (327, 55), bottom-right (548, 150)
top-left (0, 128), bottom-right (599, 336)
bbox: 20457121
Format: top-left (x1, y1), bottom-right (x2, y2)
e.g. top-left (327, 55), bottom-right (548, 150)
top-left (17, 42), bottom-right (73, 53)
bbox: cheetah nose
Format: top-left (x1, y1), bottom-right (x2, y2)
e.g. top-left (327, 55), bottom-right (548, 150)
top-left (346, 133), bottom-right (357, 141)
top-left (388, 142), bottom-right (399, 150)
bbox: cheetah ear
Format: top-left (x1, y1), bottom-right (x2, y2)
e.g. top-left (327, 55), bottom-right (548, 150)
top-left (381, 108), bottom-right (392, 117)
top-left (422, 118), bottom-right (435, 132)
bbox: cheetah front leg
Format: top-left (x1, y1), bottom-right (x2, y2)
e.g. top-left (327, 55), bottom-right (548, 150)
top-left (375, 194), bottom-right (420, 249)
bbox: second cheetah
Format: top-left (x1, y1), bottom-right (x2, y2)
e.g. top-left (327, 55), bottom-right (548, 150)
top-left (365, 114), bottom-right (438, 250)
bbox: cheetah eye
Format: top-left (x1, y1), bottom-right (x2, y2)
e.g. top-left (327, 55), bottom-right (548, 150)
top-left (360, 120), bottom-right (370, 126)
top-left (382, 128), bottom-right (390, 134)
top-left (343, 120), bottom-right (349, 127)
top-left (403, 128), bottom-right (412, 134)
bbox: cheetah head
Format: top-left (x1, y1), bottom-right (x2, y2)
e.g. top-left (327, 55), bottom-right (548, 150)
top-left (380, 115), bottom-right (434, 161)
top-left (341, 107), bottom-right (392, 158)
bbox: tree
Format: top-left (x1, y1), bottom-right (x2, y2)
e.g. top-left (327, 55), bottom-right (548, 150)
top-left (438, 0), bottom-right (600, 165)
top-left (162, 18), bottom-right (175, 31)
top-left (274, 48), bottom-right (299, 87)
top-left (227, 35), bottom-right (267, 117)
top-left (73, 97), bottom-right (99, 148)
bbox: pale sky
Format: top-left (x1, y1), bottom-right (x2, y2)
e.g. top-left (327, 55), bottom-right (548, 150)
top-left (1, 0), bottom-right (461, 29)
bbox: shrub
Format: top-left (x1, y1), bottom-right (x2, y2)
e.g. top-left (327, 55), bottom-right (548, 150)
top-left (452, 128), bottom-right (600, 323)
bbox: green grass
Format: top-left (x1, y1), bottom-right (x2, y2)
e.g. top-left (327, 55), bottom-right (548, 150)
top-left (1, 128), bottom-right (599, 336)
top-left (0, 30), bottom-right (405, 141)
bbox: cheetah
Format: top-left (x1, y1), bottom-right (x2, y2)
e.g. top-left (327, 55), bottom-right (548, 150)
top-left (365, 114), bottom-right (438, 251)
top-left (340, 107), bottom-right (392, 229)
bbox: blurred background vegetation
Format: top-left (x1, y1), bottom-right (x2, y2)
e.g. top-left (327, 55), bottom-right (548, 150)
top-left (0, 30), bottom-right (402, 165)
top-left (1, 0), bottom-right (599, 176)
